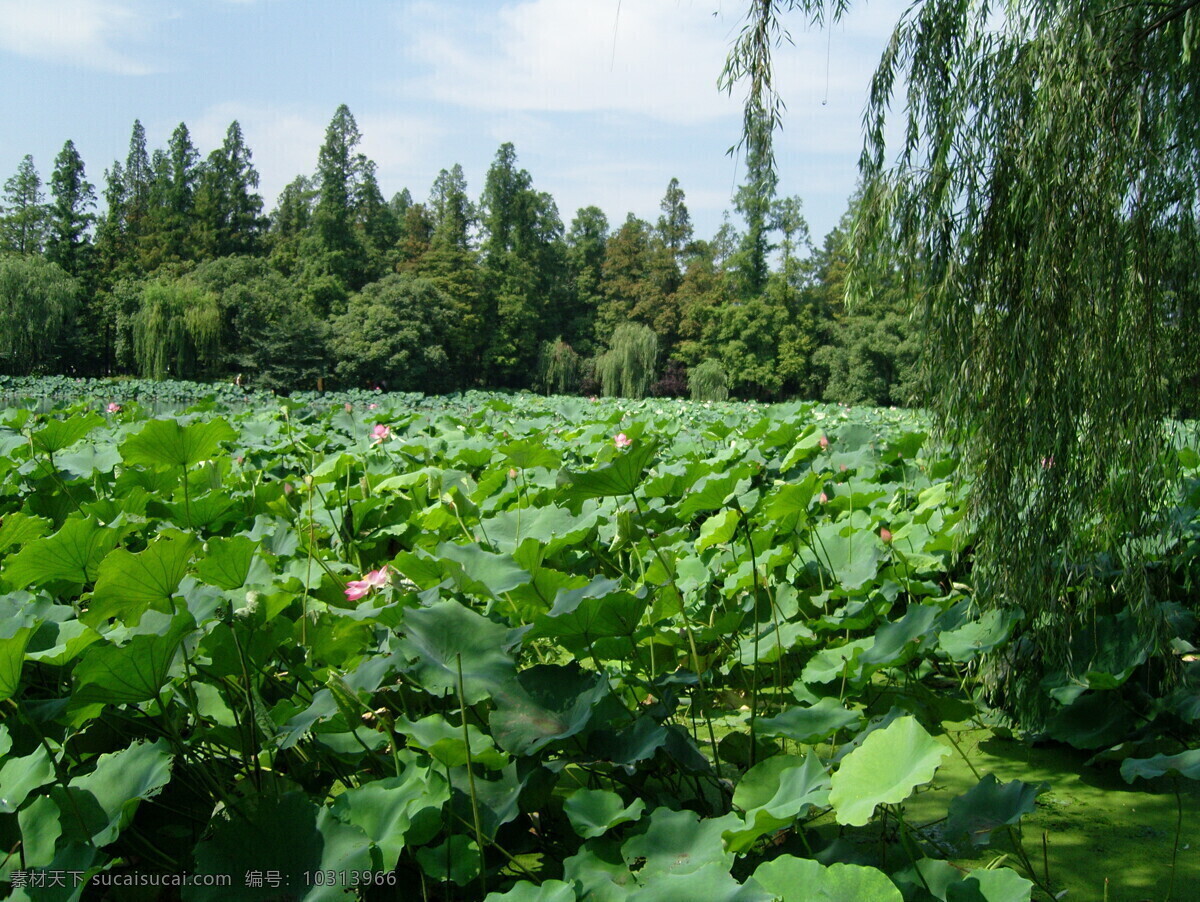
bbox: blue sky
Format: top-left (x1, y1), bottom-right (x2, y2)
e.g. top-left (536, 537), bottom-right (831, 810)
top-left (0, 0), bottom-right (907, 247)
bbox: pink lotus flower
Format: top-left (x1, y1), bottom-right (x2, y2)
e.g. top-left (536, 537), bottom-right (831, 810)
top-left (106, 402), bottom-right (121, 413)
top-left (819, 492), bottom-right (829, 504)
top-left (344, 402), bottom-right (353, 412)
top-left (508, 468), bottom-right (519, 480)
top-left (371, 424), bottom-right (391, 445)
top-left (345, 566), bottom-right (392, 601)
top-left (880, 527), bottom-right (893, 544)
top-left (614, 432), bottom-right (632, 449)
top-left (818, 435), bottom-right (829, 450)
top-left (369, 403), bottom-right (379, 410)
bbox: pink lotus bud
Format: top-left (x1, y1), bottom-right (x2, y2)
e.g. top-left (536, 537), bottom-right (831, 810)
top-left (840, 464), bottom-right (848, 472)
top-left (819, 492), bottom-right (828, 504)
top-left (818, 435), bottom-right (829, 449)
top-left (106, 402), bottom-right (121, 413)
top-left (508, 468), bottom-right (518, 479)
top-left (344, 402), bottom-right (353, 412)
top-left (614, 432), bottom-right (633, 449)
top-left (880, 527), bottom-right (893, 544)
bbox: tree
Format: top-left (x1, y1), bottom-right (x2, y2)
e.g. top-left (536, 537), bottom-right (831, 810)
top-left (564, 206), bottom-right (609, 355)
top-left (429, 164), bottom-right (474, 251)
top-left (0, 155), bottom-right (48, 254)
top-left (194, 121), bottom-right (266, 258)
top-left (45, 141), bottom-right (96, 275)
top-left (312, 104), bottom-right (369, 290)
top-left (657, 177), bottom-right (693, 263)
top-left (329, 273), bottom-right (457, 392)
top-left (131, 278), bottom-right (222, 380)
top-left (596, 322), bottom-right (658, 399)
top-left (0, 255), bottom-right (77, 373)
top-left (727, 0), bottom-right (1200, 719)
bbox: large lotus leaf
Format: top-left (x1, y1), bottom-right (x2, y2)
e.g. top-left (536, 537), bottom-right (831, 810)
top-left (588, 715), bottom-right (670, 765)
top-left (860, 604), bottom-right (939, 667)
top-left (564, 838), bottom-right (636, 902)
top-left (32, 413), bottom-right (104, 454)
top-left (1043, 691), bottom-right (1134, 749)
top-left (57, 443), bottom-right (123, 479)
top-left (938, 609), bottom-right (1020, 662)
top-left (621, 808), bottom-right (740, 879)
top-left (85, 533), bottom-right (199, 626)
top-left (752, 856), bottom-right (903, 902)
top-left (447, 761), bottom-right (526, 841)
top-left (189, 791), bottom-right (374, 902)
top-left (398, 600), bottom-right (517, 704)
top-left (0, 511), bottom-right (50, 553)
top-left (490, 663), bottom-right (610, 755)
top-left (527, 583), bottom-right (647, 651)
top-left (945, 774), bottom-right (1048, 845)
top-left (436, 541), bottom-right (532, 597)
top-left (16, 795), bottom-right (62, 870)
top-left (756, 699), bottom-right (863, 744)
top-left (762, 475), bottom-right (823, 519)
top-left (0, 601), bottom-right (37, 701)
top-left (120, 416), bottom-right (236, 469)
top-left (559, 438), bottom-right (658, 501)
top-left (725, 754), bottom-right (831, 853)
top-left (4, 517), bottom-right (118, 589)
top-left (829, 716), bottom-right (950, 826)
top-left (697, 508), bottom-right (741, 551)
top-left (484, 880), bottom-right (576, 902)
top-left (481, 503), bottom-right (600, 555)
top-left (678, 471), bottom-right (753, 518)
top-left (1120, 748), bottom-right (1200, 782)
top-left (415, 835), bottom-right (481, 885)
top-left (813, 521), bottom-right (887, 590)
top-left (501, 438), bottom-right (561, 471)
top-left (628, 861), bottom-right (772, 902)
top-left (0, 744), bottom-right (54, 813)
top-left (330, 765), bottom-right (450, 866)
top-left (53, 739), bottom-right (173, 846)
top-left (564, 788), bottom-right (647, 839)
top-left (801, 638), bottom-right (873, 685)
top-left (396, 713), bottom-right (509, 769)
top-left (195, 535), bottom-right (270, 590)
top-left (894, 859), bottom-right (1032, 902)
top-left (72, 611), bottom-right (194, 707)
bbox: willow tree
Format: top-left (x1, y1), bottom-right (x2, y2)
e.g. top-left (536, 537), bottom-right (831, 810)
top-left (596, 322), bottom-right (659, 399)
top-left (132, 279), bottom-right (222, 380)
top-left (726, 0), bottom-right (1200, 717)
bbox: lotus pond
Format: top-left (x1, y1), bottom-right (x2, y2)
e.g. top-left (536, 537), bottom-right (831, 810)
top-left (0, 384), bottom-right (1196, 901)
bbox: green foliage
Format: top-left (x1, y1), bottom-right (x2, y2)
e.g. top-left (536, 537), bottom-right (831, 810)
top-left (0, 254), bottom-right (78, 374)
top-left (329, 272), bottom-right (456, 391)
top-left (132, 278), bottom-right (222, 380)
top-left (0, 384), bottom-right (1192, 899)
top-left (596, 322), bottom-right (658, 399)
top-left (690, 358), bottom-right (729, 401)
top-left (536, 338), bottom-right (582, 395)
top-left (0, 154), bottom-right (48, 255)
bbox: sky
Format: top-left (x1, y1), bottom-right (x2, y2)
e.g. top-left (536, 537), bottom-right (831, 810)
top-left (0, 0), bottom-right (909, 247)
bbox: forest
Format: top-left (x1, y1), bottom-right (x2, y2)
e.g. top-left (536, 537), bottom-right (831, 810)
top-left (0, 107), bottom-right (916, 405)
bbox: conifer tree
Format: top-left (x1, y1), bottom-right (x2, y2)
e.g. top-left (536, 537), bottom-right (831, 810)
top-left (0, 155), bottom-right (49, 255)
top-left (46, 140), bottom-right (96, 275)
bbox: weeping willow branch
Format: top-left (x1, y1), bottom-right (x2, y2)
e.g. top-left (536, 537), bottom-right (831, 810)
top-left (726, 0), bottom-right (1199, 722)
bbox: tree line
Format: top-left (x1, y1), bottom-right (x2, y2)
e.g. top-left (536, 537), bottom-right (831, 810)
top-left (0, 105), bottom-right (918, 403)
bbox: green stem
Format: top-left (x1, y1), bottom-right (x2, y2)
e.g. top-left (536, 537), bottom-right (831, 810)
top-left (457, 654), bottom-right (487, 898)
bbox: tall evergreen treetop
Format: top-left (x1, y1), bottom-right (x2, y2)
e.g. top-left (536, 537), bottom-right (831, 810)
top-left (46, 140), bottom-right (96, 274)
top-left (0, 155), bottom-right (49, 255)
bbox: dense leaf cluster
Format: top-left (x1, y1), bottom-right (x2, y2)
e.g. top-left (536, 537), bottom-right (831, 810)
top-left (0, 386), bottom-right (1195, 899)
top-left (0, 108), bottom-right (916, 402)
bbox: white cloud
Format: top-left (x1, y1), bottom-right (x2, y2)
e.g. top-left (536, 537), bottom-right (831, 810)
top-left (0, 0), bottom-right (157, 74)
top-left (402, 0), bottom-right (743, 125)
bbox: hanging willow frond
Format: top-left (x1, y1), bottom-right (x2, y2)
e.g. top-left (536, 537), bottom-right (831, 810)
top-left (847, 0), bottom-right (1200, 718)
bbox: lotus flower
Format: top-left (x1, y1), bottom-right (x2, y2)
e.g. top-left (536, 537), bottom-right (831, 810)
top-left (371, 424), bottom-right (391, 445)
top-left (345, 566), bottom-right (392, 601)
top-left (106, 402), bottom-right (121, 413)
top-left (819, 492), bottom-right (829, 504)
top-left (880, 527), bottom-right (893, 544)
top-left (614, 432), bottom-right (633, 449)
top-left (818, 435), bottom-right (829, 450)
